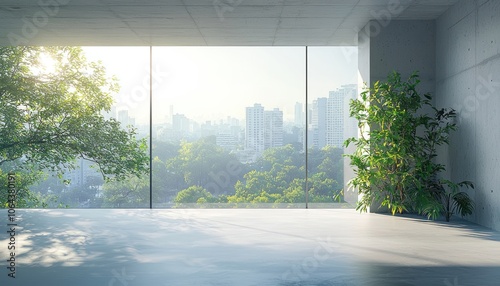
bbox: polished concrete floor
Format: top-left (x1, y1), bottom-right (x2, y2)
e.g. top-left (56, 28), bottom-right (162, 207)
top-left (1, 209), bottom-right (500, 286)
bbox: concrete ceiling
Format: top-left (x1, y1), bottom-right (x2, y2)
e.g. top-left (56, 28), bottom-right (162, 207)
top-left (0, 0), bottom-right (459, 46)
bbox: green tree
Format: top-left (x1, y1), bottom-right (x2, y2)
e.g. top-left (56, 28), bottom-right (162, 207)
top-left (0, 46), bottom-right (149, 206)
top-left (308, 172), bottom-right (340, 201)
top-left (227, 145), bottom-right (305, 205)
top-left (255, 144), bottom-right (304, 171)
top-left (227, 144), bottom-right (345, 206)
top-left (0, 169), bottom-right (62, 208)
top-left (231, 170), bottom-right (271, 199)
top-left (174, 185), bottom-right (214, 206)
top-left (153, 141), bottom-right (180, 163)
top-left (280, 178), bottom-right (306, 203)
top-left (308, 146), bottom-right (343, 185)
top-left (166, 136), bottom-right (245, 196)
top-left (102, 175), bottom-right (149, 208)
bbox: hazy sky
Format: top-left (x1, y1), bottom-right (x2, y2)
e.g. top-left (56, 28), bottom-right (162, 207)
top-left (82, 46), bottom-right (358, 125)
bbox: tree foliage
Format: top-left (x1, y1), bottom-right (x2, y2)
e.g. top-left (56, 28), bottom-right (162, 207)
top-left (0, 46), bottom-right (148, 177)
top-left (174, 185), bottom-right (214, 206)
top-left (169, 139), bottom-right (344, 207)
top-left (102, 174), bottom-right (149, 208)
top-left (0, 46), bottom-right (149, 207)
top-left (0, 168), bottom-right (61, 208)
top-left (165, 136), bottom-right (246, 197)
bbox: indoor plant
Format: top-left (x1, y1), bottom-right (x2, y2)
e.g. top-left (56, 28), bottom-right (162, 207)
top-left (344, 71), bottom-right (474, 220)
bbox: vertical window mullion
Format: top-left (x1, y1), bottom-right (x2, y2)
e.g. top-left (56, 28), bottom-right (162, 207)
top-left (149, 45), bottom-right (153, 209)
top-left (305, 46), bottom-right (309, 209)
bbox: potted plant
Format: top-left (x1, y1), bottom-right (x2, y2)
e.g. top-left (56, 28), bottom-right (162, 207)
top-left (423, 179), bottom-right (474, 222)
top-left (345, 71), bottom-right (474, 221)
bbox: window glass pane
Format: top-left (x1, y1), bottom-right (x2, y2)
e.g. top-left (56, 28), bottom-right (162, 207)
top-left (152, 47), bottom-right (306, 208)
top-left (8, 46), bottom-right (359, 209)
top-left (26, 47), bottom-right (151, 208)
top-left (306, 47), bottom-right (358, 208)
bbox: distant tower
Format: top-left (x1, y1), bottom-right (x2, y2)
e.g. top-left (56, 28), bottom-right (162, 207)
top-left (326, 90), bottom-right (344, 149)
top-left (294, 102), bottom-right (305, 127)
top-left (117, 109), bottom-right (131, 127)
top-left (168, 105), bottom-right (174, 124)
top-left (308, 84), bottom-right (357, 150)
top-left (341, 84), bottom-right (358, 141)
top-left (327, 84), bottom-right (358, 148)
top-left (264, 108), bottom-right (283, 149)
top-left (246, 104), bottom-right (284, 157)
top-left (103, 105), bottom-right (116, 120)
top-left (172, 114), bottom-right (190, 132)
top-left (311, 98), bottom-right (327, 149)
top-left (245, 103), bottom-right (265, 154)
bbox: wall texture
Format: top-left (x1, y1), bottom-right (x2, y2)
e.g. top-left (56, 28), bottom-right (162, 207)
top-left (436, 0), bottom-right (500, 231)
top-left (364, 20), bottom-right (436, 95)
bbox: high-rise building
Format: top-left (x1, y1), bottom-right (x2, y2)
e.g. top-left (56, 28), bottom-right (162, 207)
top-left (216, 133), bottom-right (237, 150)
top-left (341, 84), bottom-right (359, 141)
top-left (172, 113), bottom-right (191, 140)
top-left (215, 116), bottom-right (243, 151)
top-left (309, 84), bottom-right (357, 150)
top-left (172, 114), bottom-right (190, 132)
top-left (103, 105), bottom-right (116, 121)
top-left (245, 103), bottom-right (265, 154)
top-left (245, 104), bottom-right (283, 159)
top-left (326, 89), bottom-right (344, 148)
top-left (200, 120), bottom-right (215, 138)
top-left (311, 98), bottom-right (327, 149)
top-left (294, 102), bottom-right (305, 127)
top-left (117, 109), bottom-right (135, 128)
top-left (264, 108), bottom-right (283, 149)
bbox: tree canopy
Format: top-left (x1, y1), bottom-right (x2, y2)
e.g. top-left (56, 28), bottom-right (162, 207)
top-left (0, 46), bottom-right (149, 207)
top-left (161, 138), bottom-right (344, 208)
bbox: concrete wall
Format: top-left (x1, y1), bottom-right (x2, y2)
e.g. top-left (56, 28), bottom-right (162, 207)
top-left (357, 20), bottom-right (436, 213)
top-left (362, 20), bottom-right (436, 95)
top-left (356, 1), bottom-right (500, 230)
top-left (436, 0), bottom-right (500, 231)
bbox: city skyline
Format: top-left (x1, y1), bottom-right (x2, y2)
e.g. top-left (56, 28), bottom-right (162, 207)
top-left (83, 46), bottom-right (358, 125)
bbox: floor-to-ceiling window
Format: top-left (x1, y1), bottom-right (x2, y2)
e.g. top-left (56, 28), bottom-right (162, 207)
top-left (151, 47), bottom-right (306, 208)
top-left (21, 46), bottom-right (358, 209)
top-left (306, 47), bottom-right (358, 208)
top-left (27, 47), bottom-right (151, 208)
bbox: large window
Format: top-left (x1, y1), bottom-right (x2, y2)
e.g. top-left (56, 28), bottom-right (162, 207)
top-left (18, 46), bottom-right (358, 208)
top-left (27, 47), bottom-right (151, 208)
top-left (151, 47), bottom-right (306, 208)
top-left (307, 47), bottom-right (358, 208)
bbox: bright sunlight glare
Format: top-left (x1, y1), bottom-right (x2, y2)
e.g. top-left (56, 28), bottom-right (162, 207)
top-left (31, 52), bottom-right (58, 76)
